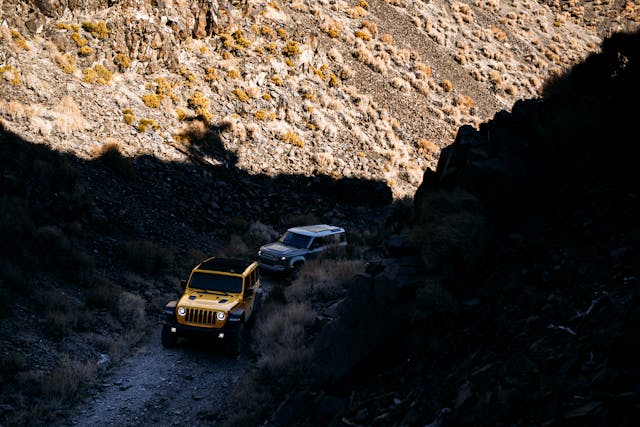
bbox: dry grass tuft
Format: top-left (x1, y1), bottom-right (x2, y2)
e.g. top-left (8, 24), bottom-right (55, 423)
top-left (286, 259), bottom-right (366, 303)
top-left (417, 138), bottom-right (438, 156)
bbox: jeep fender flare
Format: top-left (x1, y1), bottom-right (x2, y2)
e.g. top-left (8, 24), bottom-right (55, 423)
top-left (229, 305), bottom-right (245, 323)
top-left (288, 256), bottom-right (305, 269)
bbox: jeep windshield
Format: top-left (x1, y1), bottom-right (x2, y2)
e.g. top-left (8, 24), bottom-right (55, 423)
top-left (278, 231), bottom-right (312, 249)
top-left (189, 272), bottom-right (242, 294)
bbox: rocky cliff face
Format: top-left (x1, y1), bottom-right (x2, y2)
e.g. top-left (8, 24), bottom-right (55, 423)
top-left (295, 30), bottom-right (639, 427)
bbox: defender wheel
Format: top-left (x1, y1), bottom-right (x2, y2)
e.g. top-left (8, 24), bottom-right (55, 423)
top-left (161, 324), bottom-right (178, 348)
top-left (291, 263), bottom-right (303, 280)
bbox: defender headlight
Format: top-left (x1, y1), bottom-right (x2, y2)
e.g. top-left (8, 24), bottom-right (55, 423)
top-left (279, 256), bottom-right (287, 261)
top-left (258, 250), bottom-right (262, 256)
top-left (177, 307), bottom-right (186, 316)
top-left (216, 312), bottom-right (226, 321)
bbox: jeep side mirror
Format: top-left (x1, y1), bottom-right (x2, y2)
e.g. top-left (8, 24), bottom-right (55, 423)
top-left (245, 287), bottom-right (254, 297)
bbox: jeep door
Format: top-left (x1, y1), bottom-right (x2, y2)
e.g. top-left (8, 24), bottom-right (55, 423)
top-left (242, 268), bottom-right (259, 320)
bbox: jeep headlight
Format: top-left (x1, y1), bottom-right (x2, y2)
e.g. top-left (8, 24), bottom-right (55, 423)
top-left (258, 250), bottom-right (262, 256)
top-left (177, 307), bottom-right (186, 316)
top-left (216, 312), bottom-right (226, 321)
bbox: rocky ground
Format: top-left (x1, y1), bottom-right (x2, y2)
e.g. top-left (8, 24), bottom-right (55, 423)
top-left (59, 327), bottom-right (244, 427)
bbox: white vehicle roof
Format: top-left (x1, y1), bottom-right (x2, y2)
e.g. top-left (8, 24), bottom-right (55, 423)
top-left (287, 224), bottom-right (345, 237)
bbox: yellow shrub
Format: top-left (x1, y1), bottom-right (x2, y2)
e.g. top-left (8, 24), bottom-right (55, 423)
top-left (178, 65), bottom-right (195, 83)
top-left (0, 65), bottom-right (20, 86)
top-left (441, 80), bottom-right (453, 92)
top-left (173, 133), bottom-right (191, 144)
top-left (233, 30), bottom-right (251, 48)
top-left (276, 28), bottom-right (288, 38)
top-left (137, 118), bottom-right (159, 132)
top-left (71, 31), bottom-right (88, 47)
top-left (283, 41), bottom-right (300, 57)
top-left (205, 67), bottom-right (218, 81)
top-left (227, 69), bottom-right (240, 79)
top-left (114, 53), bottom-right (131, 70)
top-left (254, 110), bottom-right (268, 120)
top-left (233, 88), bottom-right (250, 102)
top-left (265, 42), bottom-right (278, 54)
top-left (142, 93), bottom-right (161, 108)
top-left (328, 73), bottom-right (340, 88)
top-left (78, 46), bottom-right (93, 56)
top-left (56, 23), bottom-right (74, 31)
top-left (188, 91), bottom-right (210, 110)
top-left (175, 108), bottom-right (187, 121)
top-left (262, 93), bottom-right (272, 101)
top-left (285, 58), bottom-right (295, 67)
top-left (10, 29), bottom-right (29, 50)
top-left (122, 109), bottom-right (136, 125)
top-left (81, 21), bottom-right (108, 38)
top-left (261, 26), bottom-right (276, 38)
top-left (93, 64), bottom-right (112, 84)
top-left (354, 31), bottom-right (371, 41)
top-left (282, 131), bottom-right (304, 147)
top-left (271, 75), bottom-right (283, 86)
top-left (327, 28), bottom-right (341, 38)
top-left (56, 53), bottom-right (76, 74)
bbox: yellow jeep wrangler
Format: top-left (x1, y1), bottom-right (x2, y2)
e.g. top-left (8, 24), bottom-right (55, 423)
top-left (162, 257), bottom-right (262, 353)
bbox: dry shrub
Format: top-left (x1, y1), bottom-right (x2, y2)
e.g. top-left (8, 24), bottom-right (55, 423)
top-left (124, 239), bottom-right (173, 275)
top-left (84, 277), bottom-right (122, 311)
top-left (253, 302), bottom-right (316, 380)
top-left (42, 355), bottom-right (97, 404)
top-left (97, 141), bottom-right (136, 179)
top-left (454, 94), bottom-right (475, 114)
top-left (417, 138), bottom-right (438, 156)
top-left (116, 291), bottom-right (146, 325)
top-left (286, 259), bottom-right (366, 303)
top-left (217, 234), bottom-right (250, 257)
top-left (55, 96), bottom-right (86, 133)
top-left (243, 222), bottom-right (278, 248)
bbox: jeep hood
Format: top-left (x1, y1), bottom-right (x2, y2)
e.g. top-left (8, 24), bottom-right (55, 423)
top-left (261, 242), bottom-right (307, 257)
top-left (178, 290), bottom-right (241, 312)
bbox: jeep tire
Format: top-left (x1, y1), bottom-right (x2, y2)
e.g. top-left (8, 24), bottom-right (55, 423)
top-left (226, 323), bottom-right (245, 357)
top-left (161, 324), bottom-right (178, 348)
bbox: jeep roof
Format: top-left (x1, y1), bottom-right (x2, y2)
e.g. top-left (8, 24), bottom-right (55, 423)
top-left (195, 257), bottom-right (256, 276)
top-left (286, 224), bottom-right (345, 237)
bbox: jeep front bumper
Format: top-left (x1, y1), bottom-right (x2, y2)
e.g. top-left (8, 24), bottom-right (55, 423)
top-left (164, 319), bottom-right (241, 340)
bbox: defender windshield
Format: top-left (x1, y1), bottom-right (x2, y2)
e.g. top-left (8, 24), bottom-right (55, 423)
top-left (279, 231), bottom-right (312, 249)
top-left (189, 272), bottom-right (242, 293)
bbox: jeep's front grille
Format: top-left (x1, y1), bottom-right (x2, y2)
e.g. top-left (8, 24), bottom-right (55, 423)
top-left (184, 308), bottom-right (217, 327)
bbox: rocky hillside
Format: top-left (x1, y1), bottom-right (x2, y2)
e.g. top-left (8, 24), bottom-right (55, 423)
top-left (1, 0), bottom-right (622, 198)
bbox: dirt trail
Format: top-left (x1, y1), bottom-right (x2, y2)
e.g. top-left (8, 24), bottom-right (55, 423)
top-left (59, 325), bottom-right (245, 427)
